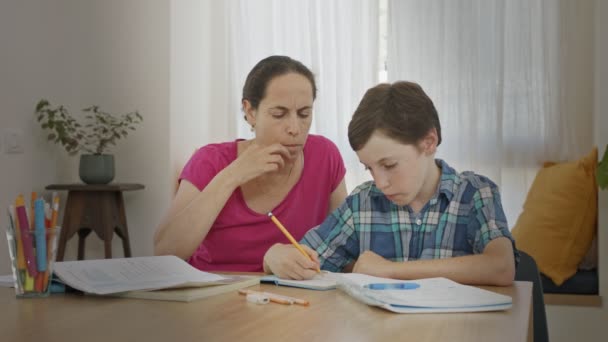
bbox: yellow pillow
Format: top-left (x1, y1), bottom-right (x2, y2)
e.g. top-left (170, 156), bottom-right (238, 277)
top-left (511, 148), bottom-right (598, 285)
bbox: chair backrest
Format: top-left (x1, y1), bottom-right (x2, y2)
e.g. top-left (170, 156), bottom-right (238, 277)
top-left (515, 251), bottom-right (549, 342)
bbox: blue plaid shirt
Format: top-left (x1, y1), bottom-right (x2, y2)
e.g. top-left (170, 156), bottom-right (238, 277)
top-left (301, 159), bottom-right (518, 272)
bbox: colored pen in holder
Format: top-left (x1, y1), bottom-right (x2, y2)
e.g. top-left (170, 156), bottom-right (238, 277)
top-left (6, 226), bottom-right (60, 297)
top-left (7, 194), bottom-right (61, 298)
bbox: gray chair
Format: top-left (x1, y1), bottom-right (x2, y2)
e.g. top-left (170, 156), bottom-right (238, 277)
top-left (515, 251), bottom-right (549, 342)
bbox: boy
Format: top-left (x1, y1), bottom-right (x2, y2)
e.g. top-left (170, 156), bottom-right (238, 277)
top-left (263, 81), bottom-right (518, 286)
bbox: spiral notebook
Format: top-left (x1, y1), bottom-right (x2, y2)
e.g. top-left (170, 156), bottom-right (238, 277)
top-left (260, 272), bottom-right (337, 290)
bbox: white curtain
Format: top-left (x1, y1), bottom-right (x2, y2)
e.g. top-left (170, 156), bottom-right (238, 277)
top-left (387, 0), bottom-right (594, 225)
top-left (226, 0), bottom-right (379, 191)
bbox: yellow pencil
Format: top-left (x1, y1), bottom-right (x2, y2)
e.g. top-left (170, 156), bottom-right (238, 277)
top-left (267, 212), bottom-right (320, 273)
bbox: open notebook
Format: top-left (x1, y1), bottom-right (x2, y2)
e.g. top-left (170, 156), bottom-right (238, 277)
top-left (261, 272), bottom-right (337, 290)
top-left (335, 273), bottom-right (512, 313)
top-left (261, 272), bottom-right (512, 313)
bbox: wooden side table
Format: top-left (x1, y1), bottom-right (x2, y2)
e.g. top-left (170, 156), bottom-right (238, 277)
top-left (45, 183), bottom-right (145, 261)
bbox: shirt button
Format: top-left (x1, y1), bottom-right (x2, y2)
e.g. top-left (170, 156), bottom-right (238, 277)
top-left (416, 219), bottom-right (422, 225)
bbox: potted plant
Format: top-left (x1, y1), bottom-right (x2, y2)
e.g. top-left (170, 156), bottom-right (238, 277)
top-left (35, 99), bottom-right (143, 184)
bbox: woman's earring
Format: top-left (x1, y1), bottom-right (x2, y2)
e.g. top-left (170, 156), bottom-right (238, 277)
top-left (250, 124), bottom-right (255, 132)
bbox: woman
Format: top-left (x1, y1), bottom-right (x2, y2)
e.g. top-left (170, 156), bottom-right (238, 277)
top-left (154, 56), bottom-right (347, 272)
top-left (264, 81), bottom-right (517, 285)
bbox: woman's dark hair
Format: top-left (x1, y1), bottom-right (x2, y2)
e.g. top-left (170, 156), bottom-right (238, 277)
top-left (242, 56), bottom-right (317, 113)
top-left (348, 81), bottom-right (442, 151)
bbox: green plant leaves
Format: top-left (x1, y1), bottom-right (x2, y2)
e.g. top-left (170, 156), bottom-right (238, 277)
top-left (36, 99), bottom-right (49, 112)
top-left (34, 99), bottom-right (143, 155)
top-left (598, 144), bottom-right (608, 190)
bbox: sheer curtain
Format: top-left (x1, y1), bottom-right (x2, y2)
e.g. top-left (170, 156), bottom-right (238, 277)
top-left (226, 0), bottom-right (379, 191)
top-left (387, 0), bottom-right (594, 225)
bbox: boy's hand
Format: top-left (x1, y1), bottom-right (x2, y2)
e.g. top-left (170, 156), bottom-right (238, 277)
top-left (263, 243), bottom-right (320, 280)
top-left (352, 250), bottom-right (394, 277)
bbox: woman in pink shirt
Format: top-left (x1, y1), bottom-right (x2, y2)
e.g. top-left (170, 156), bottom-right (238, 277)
top-left (154, 56), bottom-right (347, 274)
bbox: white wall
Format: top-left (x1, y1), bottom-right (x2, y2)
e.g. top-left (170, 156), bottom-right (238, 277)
top-left (0, 0), bottom-right (170, 273)
top-left (544, 1), bottom-right (608, 341)
top-left (170, 0), bottom-right (231, 187)
top-left (0, 1), bottom-right (71, 273)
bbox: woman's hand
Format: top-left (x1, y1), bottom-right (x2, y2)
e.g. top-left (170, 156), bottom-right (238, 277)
top-left (226, 142), bottom-right (292, 185)
top-left (263, 243), bottom-right (320, 280)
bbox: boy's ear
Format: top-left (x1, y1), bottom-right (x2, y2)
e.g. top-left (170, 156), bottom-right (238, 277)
top-left (422, 128), bottom-right (439, 155)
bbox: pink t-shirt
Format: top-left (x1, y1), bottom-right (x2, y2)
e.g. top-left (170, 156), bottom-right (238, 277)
top-left (179, 134), bottom-right (346, 272)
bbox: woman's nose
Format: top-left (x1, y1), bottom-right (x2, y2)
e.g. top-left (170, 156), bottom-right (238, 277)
top-left (286, 115), bottom-right (300, 136)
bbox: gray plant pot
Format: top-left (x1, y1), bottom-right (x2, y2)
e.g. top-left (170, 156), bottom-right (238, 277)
top-left (79, 154), bottom-right (115, 184)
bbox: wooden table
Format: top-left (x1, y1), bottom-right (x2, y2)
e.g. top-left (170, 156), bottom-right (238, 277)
top-left (0, 281), bottom-right (532, 342)
top-left (45, 183), bottom-right (144, 261)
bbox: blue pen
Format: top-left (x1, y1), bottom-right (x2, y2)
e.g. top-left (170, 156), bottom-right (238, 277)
top-left (364, 282), bottom-right (420, 290)
top-left (34, 198), bottom-right (47, 272)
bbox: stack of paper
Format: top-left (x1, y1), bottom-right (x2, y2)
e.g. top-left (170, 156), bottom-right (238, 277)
top-left (53, 255), bottom-right (259, 301)
top-left (115, 275), bottom-right (260, 302)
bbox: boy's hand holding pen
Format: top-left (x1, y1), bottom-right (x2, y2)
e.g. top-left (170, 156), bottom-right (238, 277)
top-left (264, 213), bottom-right (321, 280)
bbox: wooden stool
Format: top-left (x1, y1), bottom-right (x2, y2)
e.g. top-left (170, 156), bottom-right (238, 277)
top-left (45, 183), bottom-right (145, 261)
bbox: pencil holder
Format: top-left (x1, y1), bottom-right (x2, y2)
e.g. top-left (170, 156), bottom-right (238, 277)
top-left (5, 227), bottom-right (60, 298)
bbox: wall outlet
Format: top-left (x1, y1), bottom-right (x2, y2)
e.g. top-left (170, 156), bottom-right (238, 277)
top-left (3, 129), bottom-right (24, 154)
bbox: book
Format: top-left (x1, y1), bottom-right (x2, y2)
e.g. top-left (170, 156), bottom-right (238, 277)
top-left (260, 272), bottom-right (337, 290)
top-left (53, 255), bottom-right (249, 295)
top-left (334, 273), bottom-right (513, 313)
top-left (260, 272), bottom-right (512, 313)
top-left (114, 275), bottom-right (260, 302)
